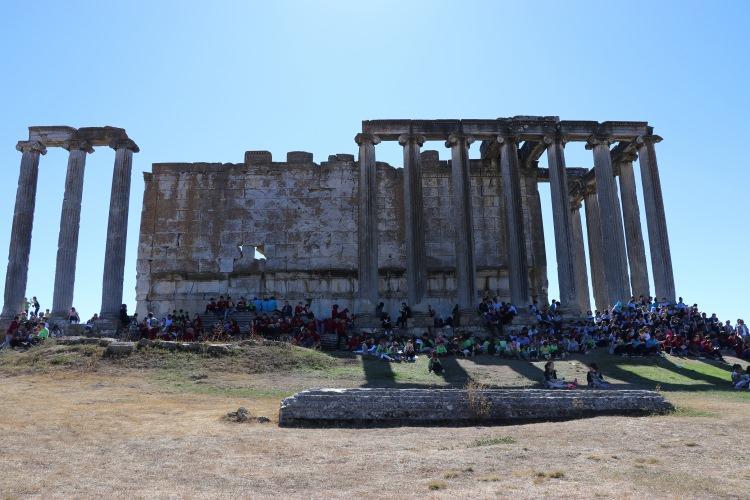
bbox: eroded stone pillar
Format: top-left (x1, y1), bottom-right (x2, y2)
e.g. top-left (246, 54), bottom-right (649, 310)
top-left (571, 199), bottom-right (591, 313)
top-left (583, 187), bottom-right (607, 312)
top-left (354, 133), bottom-right (380, 312)
top-left (445, 133), bottom-right (476, 311)
top-left (587, 136), bottom-right (630, 307)
top-left (398, 133), bottom-right (427, 308)
top-left (51, 140), bottom-right (93, 319)
top-left (1, 141), bottom-right (46, 321)
top-left (544, 134), bottom-right (579, 315)
top-left (497, 134), bottom-right (531, 308)
top-left (100, 139), bottom-right (138, 320)
top-left (618, 155), bottom-right (650, 298)
top-left (636, 134), bottom-right (675, 303)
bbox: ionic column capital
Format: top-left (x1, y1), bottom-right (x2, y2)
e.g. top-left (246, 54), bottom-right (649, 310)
top-left (63, 139), bottom-right (94, 154)
top-left (109, 138), bottom-right (140, 153)
top-left (495, 133), bottom-right (520, 146)
top-left (635, 134), bottom-right (663, 147)
top-left (445, 133), bottom-right (474, 148)
top-left (397, 134), bottom-right (426, 147)
top-left (543, 133), bottom-right (569, 146)
top-left (16, 140), bottom-right (47, 155)
top-left (585, 134), bottom-right (613, 150)
top-left (354, 133), bottom-right (381, 146)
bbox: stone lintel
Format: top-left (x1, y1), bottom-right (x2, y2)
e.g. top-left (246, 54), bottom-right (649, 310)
top-left (28, 125), bottom-right (133, 148)
top-left (360, 117), bottom-right (647, 142)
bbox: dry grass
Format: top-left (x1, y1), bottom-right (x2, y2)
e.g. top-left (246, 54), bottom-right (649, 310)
top-left (0, 346), bottom-right (749, 498)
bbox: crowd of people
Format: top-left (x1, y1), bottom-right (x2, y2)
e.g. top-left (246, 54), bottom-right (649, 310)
top-left (2, 293), bottom-right (749, 392)
top-left (122, 297), bottom-right (353, 349)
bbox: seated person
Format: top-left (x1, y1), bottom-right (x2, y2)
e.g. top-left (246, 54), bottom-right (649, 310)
top-left (403, 339), bottom-right (416, 362)
top-left (586, 363), bottom-right (611, 388)
top-left (68, 307), bottom-right (80, 324)
top-left (428, 351), bottom-right (443, 375)
top-left (544, 361), bottom-right (572, 389)
top-left (731, 364), bottom-right (750, 390)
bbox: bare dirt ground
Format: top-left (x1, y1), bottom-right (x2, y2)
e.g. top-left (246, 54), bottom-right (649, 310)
top-left (1, 345), bottom-right (749, 499)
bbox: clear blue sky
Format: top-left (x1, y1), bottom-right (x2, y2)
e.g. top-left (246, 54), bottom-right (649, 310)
top-left (0, 0), bottom-right (748, 321)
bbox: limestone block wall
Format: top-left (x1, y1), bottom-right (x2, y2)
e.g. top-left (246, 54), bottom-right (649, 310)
top-left (136, 149), bottom-right (545, 319)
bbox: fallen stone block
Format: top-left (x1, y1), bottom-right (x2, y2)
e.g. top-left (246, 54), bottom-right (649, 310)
top-left (278, 388), bottom-right (674, 427)
top-left (206, 344), bottom-right (232, 356)
top-left (105, 342), bottom-right (135, 357)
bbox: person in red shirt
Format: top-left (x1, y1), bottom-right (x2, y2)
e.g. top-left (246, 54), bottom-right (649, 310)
top-left (2, 316), bottom-right (19, 350)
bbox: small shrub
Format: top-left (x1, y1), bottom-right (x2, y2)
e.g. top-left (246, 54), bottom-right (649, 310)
top-left (465, 380), bottom-right (492, 419)
top-left (685, 442), bottom-right (698, 447)
top-left (427, 480), bottom-right (447, 491)
top-left (548, 471), bottom-right (565, 479)
top-left (468, 436), bottom-right (516, 448)
top-left (477, 475), bottom-right (501, 482)
top-left (444, 470), bottom-right (460, 479)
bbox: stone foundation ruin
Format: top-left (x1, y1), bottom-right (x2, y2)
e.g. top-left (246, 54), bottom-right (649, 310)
top-left (278, 388), bottom-right (674, 427)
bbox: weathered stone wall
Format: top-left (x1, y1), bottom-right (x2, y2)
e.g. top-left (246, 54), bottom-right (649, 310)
top-left (278, 388), bottom-right (674, 427)
top-left (136, 149), bottom-right (545, 319)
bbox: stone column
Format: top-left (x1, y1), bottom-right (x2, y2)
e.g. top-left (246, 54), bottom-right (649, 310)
top-left (570, 199), bottom-right (591, 313)
top-left (497, 134), bottom-right (531, 309)
top-left (100, 139), bottom-right (138, 320)
top-left (354, 133), bottom-right (380, 312)
top-left (636, 134), bottom-right (675, 303)
top-left (1, 141), bottom-right (46, 322)
top-left (445, 133), bottom-right (476, 312)
top-left (583, 187), bottom-right (607, 312)
top-left (51, 140), bottom-right (94, 319)
top-left (398, 133), bottom-right (427, 308)
top-left (587, 136), bottom-right (630, 307)
top-left (544, 134), bottom-right (579, 315)
top-left (618, 154), bottom-right (650, 298)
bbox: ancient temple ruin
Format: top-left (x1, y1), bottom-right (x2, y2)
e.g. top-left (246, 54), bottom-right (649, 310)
top-left (133, 117), bottom-right (674, 321)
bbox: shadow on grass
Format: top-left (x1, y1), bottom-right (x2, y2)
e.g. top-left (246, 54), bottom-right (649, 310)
top-left (595, 354), bottom-right (733, 392)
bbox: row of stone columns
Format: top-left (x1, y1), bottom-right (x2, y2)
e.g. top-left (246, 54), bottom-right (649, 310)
top-left (0, 136), bottom-right (138, 324)
top-left (355, 132), bottom-right (537, 318)
top-left (572, 134), bottom-right (675, 311)
top-left (354, 129), bottom-right (675, 317)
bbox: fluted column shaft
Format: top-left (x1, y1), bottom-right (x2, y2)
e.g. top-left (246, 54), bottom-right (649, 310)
top-left (498, 135), bottom-right (531, 308)
top-left (545, 136), bottom-right (579, 314)
top-left (446, 133), bottom-right (476, 310)
top-left (399, 133), bottom-right (427, 307)
top-left (570, 200), bottom-right (591, 313)
top-left (51, 141), bottom-right (93, 317)
top-left (1, 141), bottom-right (46, 321)
top-left (618, 158), bottom-right (650, 298)
top-left (588, 137), bottom-right (630, 307)
top-left (583, 189), bottom-right (607, 312)
top-left (100, 140), bottom-right (137, 320)
top-left (354, 133), bottom-right (380, 309)
top-left (637, 135), bottom-right (675, 303)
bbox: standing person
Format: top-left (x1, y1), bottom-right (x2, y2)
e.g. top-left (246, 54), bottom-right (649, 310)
top-left (31, 296), bottom-right (40, 317)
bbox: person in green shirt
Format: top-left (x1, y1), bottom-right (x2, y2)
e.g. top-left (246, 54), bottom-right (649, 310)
top-left (37, 325), bottom-right (49, 340)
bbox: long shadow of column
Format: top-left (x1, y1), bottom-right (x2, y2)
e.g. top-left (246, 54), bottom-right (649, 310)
top-left (594, 355), bottom-right (732, 391)
top-left (470, 354), bottom-right (546, 388)
top-left (360, 354), bottom-right (396, 387)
